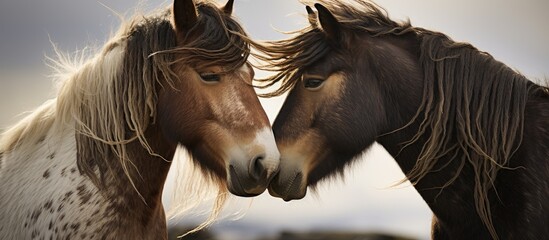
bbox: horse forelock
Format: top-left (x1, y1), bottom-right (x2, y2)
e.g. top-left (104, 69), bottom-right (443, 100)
top-left (252, 0), bottom-right (409, 97)
top-left (161, 1), bottom-right (251, 73)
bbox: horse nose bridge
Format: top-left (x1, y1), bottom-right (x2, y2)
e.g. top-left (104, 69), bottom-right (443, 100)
top-left (252, 105), bottom-right (272, 128)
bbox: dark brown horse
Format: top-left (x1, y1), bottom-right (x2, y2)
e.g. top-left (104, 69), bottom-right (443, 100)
top-left (0, 0), bottom-right (279, 239)
top-left (254, 1), bottom-right (549, 239)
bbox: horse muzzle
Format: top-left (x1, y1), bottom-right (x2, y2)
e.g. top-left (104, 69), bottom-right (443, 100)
top-left (268, 170), bottom-right (307, 201)
top-left (227, 154), bottom-right (279, 197)
top-left (225, 127), bottom-right (280, 197)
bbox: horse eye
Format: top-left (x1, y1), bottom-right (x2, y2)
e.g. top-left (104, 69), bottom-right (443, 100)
top-left (200, 73), bottom-right (221, 83)
top-left (304, 78), bottom-right (325, 89)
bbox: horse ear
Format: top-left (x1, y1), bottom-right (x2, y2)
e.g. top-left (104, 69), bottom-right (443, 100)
top-left (306, 6), bottom-right (318, 28)
top-left (314, 3), bottom-right (340, 42)
top-left (222, 0), bottom-right (234, 15)
top-left (173, 0), bottom-right (198, 32)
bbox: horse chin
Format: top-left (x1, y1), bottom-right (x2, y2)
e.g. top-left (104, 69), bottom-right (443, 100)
top-left (227, 183), bottom-right (265, 197)
top-left (226, 163), bottom-right (270, 197)
top-left (268, 171), bottom-right (307, 201)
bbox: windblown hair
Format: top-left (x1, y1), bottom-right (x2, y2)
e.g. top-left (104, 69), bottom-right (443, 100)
top-left (252, 0), bottom-right (411, 96)
top-left (253, 0), bottom-right (543, 239)
top-left (0, 0), bottom-right (251, 232)
top-left (61, 0), bottom-right (251, 191)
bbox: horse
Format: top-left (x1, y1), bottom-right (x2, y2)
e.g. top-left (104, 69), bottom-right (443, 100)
top-left (253, 0), bottom-right (549, 239)
top-left (0, 0), bottom-right (280, 239)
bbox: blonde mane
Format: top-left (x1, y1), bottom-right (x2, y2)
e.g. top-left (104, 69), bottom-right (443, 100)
top-left (0, 10), bottom-right (176, 209)
top-left (0, 0), bottom-right (252, 232)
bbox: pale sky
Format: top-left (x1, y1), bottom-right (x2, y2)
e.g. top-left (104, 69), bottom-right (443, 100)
top-left (0, 0), bottom-right (548, 239)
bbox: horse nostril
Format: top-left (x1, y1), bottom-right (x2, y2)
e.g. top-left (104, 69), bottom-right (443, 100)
top-left (249, 154), bottom-right (266, 181)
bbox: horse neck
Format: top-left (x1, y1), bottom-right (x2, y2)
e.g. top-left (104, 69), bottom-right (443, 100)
top-left (373, 35), bottom-right (544, 238)
top-left (97, 123), bottom-right (176, 218)
top-left (369, 34), bottom-right (466, 179)
top-left (368, 34), bottom-right (425, 134)
top-left (130, 123), bottom-right (176, 198)
top-left (376, 97), bottom-right (486, 234)
top-left (370, 35), bottom-right (472, 218)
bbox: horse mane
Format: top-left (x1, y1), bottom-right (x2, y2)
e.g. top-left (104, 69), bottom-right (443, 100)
top-left (0, 0), bottom-right (251, 231)
top-left (406, 34), bottom-right (534, 239)
top-left (253, 0), bottom-right (545, 238)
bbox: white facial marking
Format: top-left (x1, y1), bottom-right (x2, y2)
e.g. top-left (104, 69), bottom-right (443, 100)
top-left (227, 84), bottom-right (248, 121)
top-left (252, 127), bottom-right (280, 176)
top-left (210, 64), bottom-right (255, 127)
top-left (226, 127), bottom-right (280, 178)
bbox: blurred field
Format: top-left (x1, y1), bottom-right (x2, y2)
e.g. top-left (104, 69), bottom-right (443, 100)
top-left (169, 225), bottom-right (418, 240)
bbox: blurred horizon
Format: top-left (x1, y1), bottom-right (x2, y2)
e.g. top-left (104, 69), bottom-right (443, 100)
top-left (1, 0), bottom-right (548, 239)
